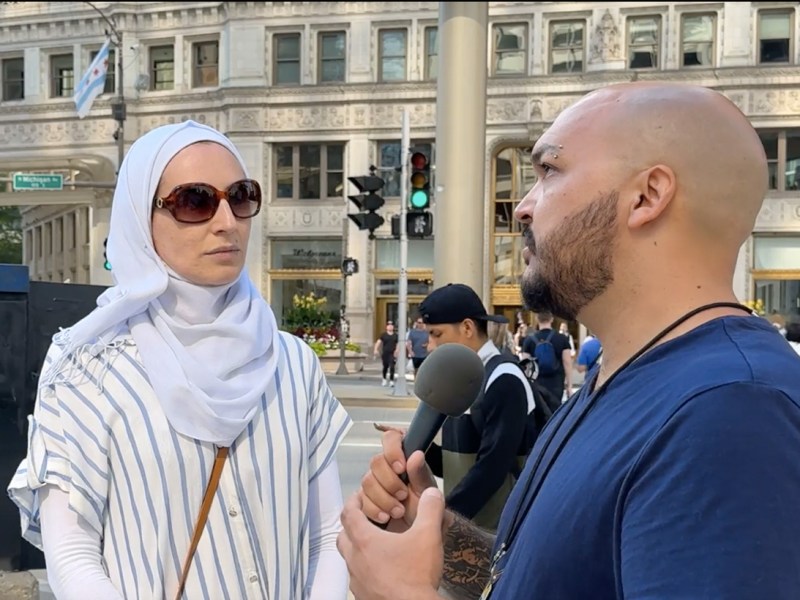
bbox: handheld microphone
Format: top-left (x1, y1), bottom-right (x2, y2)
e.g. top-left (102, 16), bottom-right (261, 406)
top-left (371, 343), bottom-right (483, 529)
top-left (401, 343), bottom-right (485, 459)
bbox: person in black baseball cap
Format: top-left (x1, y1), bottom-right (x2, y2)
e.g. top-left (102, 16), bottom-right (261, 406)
top-left (418, 283), bottom-right (507, 352)
top-left (416, 283), bottom-right (537, 531)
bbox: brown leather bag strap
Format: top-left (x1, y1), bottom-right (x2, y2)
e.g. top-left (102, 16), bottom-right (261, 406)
top-left (174, 446), bottom-right (229, 600)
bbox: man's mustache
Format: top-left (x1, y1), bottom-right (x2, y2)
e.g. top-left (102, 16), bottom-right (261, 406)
top-left (522, 225), bottom-right (535, 254)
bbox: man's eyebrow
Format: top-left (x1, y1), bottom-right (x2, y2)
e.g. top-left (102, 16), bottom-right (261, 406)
top-left (530, 143), bottom-right (560, 164)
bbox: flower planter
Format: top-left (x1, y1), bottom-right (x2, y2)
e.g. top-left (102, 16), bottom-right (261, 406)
top-left (317, 350), bottom-right (368, 374)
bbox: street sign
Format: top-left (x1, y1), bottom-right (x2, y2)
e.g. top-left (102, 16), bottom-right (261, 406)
top-left (12, 173), bottom-right (64, 191)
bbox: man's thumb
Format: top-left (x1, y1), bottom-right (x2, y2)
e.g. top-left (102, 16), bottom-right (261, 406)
top-left (412, 487), bottom-right (445, 532)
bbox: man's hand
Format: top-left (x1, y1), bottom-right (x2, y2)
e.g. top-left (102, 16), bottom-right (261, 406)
top-left (338, 487), bottom-right (446, 600)
top-left (360, 430), bottom-right (437, 531)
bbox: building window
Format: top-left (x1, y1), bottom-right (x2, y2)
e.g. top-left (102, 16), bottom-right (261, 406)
top-left (150, 45), bottom-right (174, 90)
top-left (379, 29), bottom-right (407, 82)
top-left (627, 16), bottom-right (660, 69)
top-left (274, 143), bottom-right (345, 201)
top-left (90, 48), bottom-right (115, 94)
top-left (275, 33), bottom-right (301, 85)
top-left (50, 54), bottom-right (74, 98)
top-left (1, 57), bottom-right (24, 101)
top-left (377, 140), bottom-right (434, 198)
top-left (425, 27), bottom-right (438, 80)
top-left (318, 31), bottom-right (346, 83)
top-left (269, 238), bottom-right (342, 329)
top-left (550, 21), bottom-right (584, 73)
top-left (752, 235), bottom-right (800, 319)
top-left (492, 145), bottom-right (536, 285)
top-left (493, 23), bottom-right (527, 76)
top-left (758, 130), bottom-right (800, 191)
top-left (681, 14), bottom-right (715, 67)
top-left (193, 41), bottom-right (219, 88)
top-left (758, 11), bottom-right (793, 64)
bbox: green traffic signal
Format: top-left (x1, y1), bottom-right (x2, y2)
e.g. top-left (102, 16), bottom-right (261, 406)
top-left (410, 189), bottom-right (430, 209)
top-left (104, 260), bottom-right (112, 271)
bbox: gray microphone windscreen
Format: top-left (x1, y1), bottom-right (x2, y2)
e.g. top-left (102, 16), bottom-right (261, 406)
top-left (413, 343), bottom-right (484, 416)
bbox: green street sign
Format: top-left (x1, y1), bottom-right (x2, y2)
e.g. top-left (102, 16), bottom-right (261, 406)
top-left (12, 173), bottom-right (64, 191)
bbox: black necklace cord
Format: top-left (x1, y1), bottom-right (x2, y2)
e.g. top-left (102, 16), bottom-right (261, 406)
top-left (496, 301), bottom-right (755, 562)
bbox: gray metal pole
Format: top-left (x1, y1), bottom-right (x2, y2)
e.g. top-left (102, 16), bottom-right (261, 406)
top-left (116, 30), bottom-right (124, 173)
top-left (433, 2), bottom-right (488, 292)
top-left (392, 109), bottom-right (410, 396)
top-left (336, 213), bottom-right (349, 375)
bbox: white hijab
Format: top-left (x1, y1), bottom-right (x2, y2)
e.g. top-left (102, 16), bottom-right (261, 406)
top-left (40, 120), bottom-right (280, 447)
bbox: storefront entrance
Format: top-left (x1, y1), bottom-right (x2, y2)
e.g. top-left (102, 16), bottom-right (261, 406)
top-left (373, 271), bottom-right (433, 341)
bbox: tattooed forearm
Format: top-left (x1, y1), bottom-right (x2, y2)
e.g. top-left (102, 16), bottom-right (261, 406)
top-left (441, 511), bottom-right (494, 599)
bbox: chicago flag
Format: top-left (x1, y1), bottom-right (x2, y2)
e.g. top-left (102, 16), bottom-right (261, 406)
top-left (74, 38), bottom-right (112, 119)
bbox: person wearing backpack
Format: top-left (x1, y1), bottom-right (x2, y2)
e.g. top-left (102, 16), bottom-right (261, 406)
top-left (413, 284), bottom-right (539, 532)
top-left (528, 311), bottom-right (573, 409)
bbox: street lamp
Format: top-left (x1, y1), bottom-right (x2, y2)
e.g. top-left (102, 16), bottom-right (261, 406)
top-left (85, 1), bottom-right (126, 176)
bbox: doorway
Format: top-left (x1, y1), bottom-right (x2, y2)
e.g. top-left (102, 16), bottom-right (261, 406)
top-left (374, 296), bottom-right (427, 341)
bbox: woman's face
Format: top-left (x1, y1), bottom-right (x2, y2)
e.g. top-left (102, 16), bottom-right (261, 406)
top-left (151, 142), bottom-right (252, 286)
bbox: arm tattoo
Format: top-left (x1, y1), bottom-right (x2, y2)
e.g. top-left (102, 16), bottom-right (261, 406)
top-left (441, 511), bottom-right (494, 599)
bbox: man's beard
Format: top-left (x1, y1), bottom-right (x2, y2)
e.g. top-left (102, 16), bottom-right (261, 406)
top-left (521, 191), bottom-right (618, 321)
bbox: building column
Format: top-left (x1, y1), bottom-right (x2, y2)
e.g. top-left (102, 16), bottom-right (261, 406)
top-left (433, 2), bottom-right (488, 295)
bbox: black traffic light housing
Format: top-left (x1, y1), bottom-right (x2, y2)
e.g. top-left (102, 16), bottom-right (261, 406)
top-left (391, 212), bottom-right (433, 239)
top-left (347, 170), bottom-right (386, 240)
top-left (409, 151), bottom-right (431, 210)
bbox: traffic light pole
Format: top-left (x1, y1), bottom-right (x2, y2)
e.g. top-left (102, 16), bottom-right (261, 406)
top-left (392, 109), bottom-right (411, 397)
top-left (336, 213), bottom-right (349, 375)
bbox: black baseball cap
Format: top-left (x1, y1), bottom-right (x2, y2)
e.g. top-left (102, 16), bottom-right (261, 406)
top-left (419, 283), bottom-right (507, 325)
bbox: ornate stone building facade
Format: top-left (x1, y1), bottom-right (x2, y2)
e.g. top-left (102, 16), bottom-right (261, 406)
top-left (1, 1), bottom-right (799, 349)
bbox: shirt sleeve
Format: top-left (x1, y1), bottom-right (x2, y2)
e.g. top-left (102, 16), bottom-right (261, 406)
top-left (445, 374), bottom-right (529, 519)
top-left (619, 382), bottom-right (800, 599)
top-left (38, 486), bottom-right (124, 600)
top-left (7, 345), bottom-right (111, 549)
top-left (306, 348), bottom-right (353, 481)
top-left (305, 458), bottom-right (349, 600)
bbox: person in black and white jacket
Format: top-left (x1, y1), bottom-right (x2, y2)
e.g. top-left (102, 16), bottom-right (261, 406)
top-left (418, 284), bottom-right (538, 532)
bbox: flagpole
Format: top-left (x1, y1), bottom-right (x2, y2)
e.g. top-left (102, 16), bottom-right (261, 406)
top-left (85, 2), bottom-right (125, 176)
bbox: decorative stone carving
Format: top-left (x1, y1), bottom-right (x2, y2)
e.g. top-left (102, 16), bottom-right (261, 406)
top-left (589, 10), bottom-right (622, 64)
top-left (266, 105), bottom-right (348, 131)
top-left (136, 113), bottom-right (216, 136)
top-left (487, 99), bottom-right (527, 124)
top-left (750, 89), bottom-right (800, 116)
top-left (755, 197), bottom-right (800, 231)
top-left (0, 120), bottom-right (117, 147)
top-left (528, 98), bottom-right (543, 122)
top-left (231, 109), bottom-right (260, 131)
top-left (543, 96), bottom-right (580, 122)
top-left (267, 205), bottom-right (345, 234)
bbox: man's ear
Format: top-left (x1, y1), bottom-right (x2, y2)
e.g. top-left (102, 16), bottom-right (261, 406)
top-left (627, 164), bottom-right (676, 230)
top-left (461, 319), bottom-right (475, 339)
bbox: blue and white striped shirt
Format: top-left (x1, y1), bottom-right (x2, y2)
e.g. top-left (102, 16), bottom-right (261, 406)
top-left (7, 330), bottom-right (352, 599)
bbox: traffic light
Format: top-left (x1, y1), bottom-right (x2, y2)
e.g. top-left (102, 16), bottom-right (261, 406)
top-left (347, 172), bottom-right (386, 240)
top-left (409, 151), bottom-right (431, 210)
top-left (391, 212), bottom-right (434, 239)
top-left (103, 237), bottom-right (111, 271)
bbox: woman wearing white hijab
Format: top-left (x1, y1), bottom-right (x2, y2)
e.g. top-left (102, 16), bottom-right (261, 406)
top-left (8, 120), bottom-right (352, 599)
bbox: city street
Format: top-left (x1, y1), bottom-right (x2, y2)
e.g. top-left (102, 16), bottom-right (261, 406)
top-left (327, 374), bottom-right (419, 501)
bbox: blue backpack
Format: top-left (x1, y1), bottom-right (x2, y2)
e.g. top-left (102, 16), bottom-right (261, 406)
top-left (534, 330), bottom-right (559, 377)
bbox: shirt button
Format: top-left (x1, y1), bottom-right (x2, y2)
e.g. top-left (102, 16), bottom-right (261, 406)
top-left (229, 507), bottom-right (239, 517)
top-left (249, 574), bottom-right (259, 583)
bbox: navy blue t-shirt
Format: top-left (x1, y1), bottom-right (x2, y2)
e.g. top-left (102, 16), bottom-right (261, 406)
top-left (489, 316), bottom-right (800, 599)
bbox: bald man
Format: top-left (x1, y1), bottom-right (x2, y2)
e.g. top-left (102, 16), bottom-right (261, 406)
top-left (338, 82), bottom-right (800, 600)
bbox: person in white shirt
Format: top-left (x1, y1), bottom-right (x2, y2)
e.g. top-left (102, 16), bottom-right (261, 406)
top-left (7, 120), bottom-right (351, 600)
